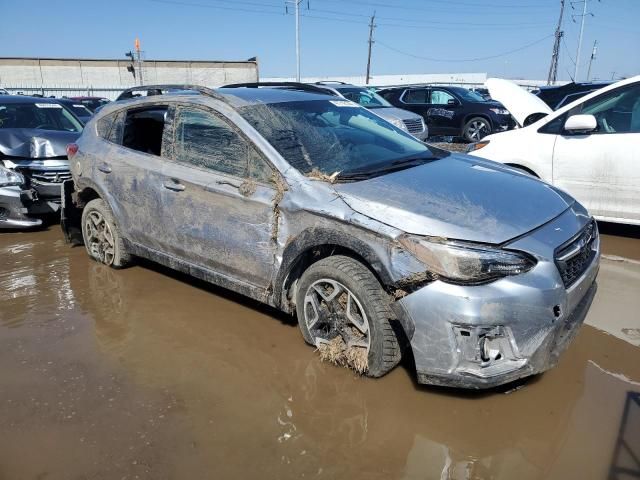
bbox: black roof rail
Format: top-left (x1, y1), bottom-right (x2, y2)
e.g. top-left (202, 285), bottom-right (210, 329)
top-left (221, 82), bottom-right (338, 96)
top-left (115, 84), bottom-right (229, 102)
top-left (314, 80), bottom-right (350, 85)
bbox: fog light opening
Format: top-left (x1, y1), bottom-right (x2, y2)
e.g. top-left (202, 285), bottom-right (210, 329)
top-left (480, 336), bottom-right (503, 363)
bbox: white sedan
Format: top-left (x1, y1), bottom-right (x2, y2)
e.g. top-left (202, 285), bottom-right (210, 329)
top-left (469, 76), bottom-right (640, 225)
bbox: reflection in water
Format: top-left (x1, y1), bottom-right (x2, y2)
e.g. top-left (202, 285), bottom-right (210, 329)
top-left (1, 229), bottom-right (640, 479)
top-left (609, 392), bottom-right (640, 479)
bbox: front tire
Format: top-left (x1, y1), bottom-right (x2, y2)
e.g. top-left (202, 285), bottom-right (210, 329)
top-left (81, 198), bottom-right (131, 268)
top-left (463, 117), bottom-right (491, 142)
top-left (295, 255), bottom-right (401, 378)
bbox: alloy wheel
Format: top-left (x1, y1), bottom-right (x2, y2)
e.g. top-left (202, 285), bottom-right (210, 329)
top-left (303, 278), bottom-right (371, 353)
top-left (84, 210), bottom-right (116, 265)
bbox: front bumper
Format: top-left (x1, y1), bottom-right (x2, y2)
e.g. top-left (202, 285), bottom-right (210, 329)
top-left (394, 207), bottom-right (599, 389)
top-left (0, 186), bottom-right (43, 229)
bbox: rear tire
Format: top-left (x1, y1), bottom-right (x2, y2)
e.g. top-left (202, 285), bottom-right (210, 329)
top-left (463, 117), bottom-right (491, 142)
top-left (295, 255), bottom-right (401, 378)
top-left (81, 199), bottom-right (131, 268)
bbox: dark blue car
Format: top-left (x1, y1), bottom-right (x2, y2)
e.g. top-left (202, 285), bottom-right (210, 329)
top-left (378, 85), bottom-right (514, 142)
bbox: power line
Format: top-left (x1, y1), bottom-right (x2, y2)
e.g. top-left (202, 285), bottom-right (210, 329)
top-left (376, 34), bottom-right (554, 63)
top-left (146, 0), bottom-right (287, 16)
top-left (322, 0), bottom-right (558, 11)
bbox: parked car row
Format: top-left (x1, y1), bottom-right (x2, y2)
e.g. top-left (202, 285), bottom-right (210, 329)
top-left (51, 81), bottom-right (601, 390)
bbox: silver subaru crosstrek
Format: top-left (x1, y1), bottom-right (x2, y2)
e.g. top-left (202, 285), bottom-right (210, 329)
top-left (62, 83), bottom-right (599, 389)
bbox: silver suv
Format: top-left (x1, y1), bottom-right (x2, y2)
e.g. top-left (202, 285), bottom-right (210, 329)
top-left (312, 82), bottom-right (428, 141)
top-left (62, 83), bottom-right (599, 389)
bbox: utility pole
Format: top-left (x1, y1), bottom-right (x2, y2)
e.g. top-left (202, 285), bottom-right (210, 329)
top-left (365, 11), bottom-right (376, 85)
top-left (285, 0), bottom-right (304, 82)
top-left (547, 0), bottom-right (565, 85)
top-left (586, 40), bottom-right (597, 80)
top-left (572, 0), bottom-right (596, 82)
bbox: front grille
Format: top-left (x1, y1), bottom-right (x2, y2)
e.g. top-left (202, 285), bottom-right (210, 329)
top-left (555, 221), bottom-right (598, 288)
top-left (26, 169), bottom-right (72, 184)
top-left (402, 118), bottom-right (424, 134)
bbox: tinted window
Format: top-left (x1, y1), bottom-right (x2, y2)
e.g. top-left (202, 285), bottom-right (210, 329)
top-left (239, 99), bottom-right (433, 176)
top-left (173, 106), bottom-right (273, 182)
top-left (122, 106), bottom-right (167, 156)
top-left (402, 89), bottom-right (429, 104)
top-left (0, 102), bottom-right (83, 132)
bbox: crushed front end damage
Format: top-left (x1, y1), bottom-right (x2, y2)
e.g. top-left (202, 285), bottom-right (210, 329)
top-left (0, 184), bottom-right (42, 229)
top-left (390, 206), bottom-right (600, 389)
top-left (0, 130), bottom-right (76, 218)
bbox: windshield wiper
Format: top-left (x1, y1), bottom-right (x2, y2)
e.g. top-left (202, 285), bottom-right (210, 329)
top-left (335, 155), bottom-right (438, 182)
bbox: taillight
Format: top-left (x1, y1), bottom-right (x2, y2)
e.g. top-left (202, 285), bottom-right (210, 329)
top-left (67, 143), bottom-right (79, 159)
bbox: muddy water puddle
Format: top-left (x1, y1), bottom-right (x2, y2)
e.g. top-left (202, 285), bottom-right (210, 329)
top-left (1, 229), bottom-right (639, 479)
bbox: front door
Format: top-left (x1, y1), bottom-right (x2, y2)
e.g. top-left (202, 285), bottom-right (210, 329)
top-left (159, 104), bottom-right (279, 288)
top-left (553, 82), bottom-right (640, 223)
top-left (426, 88), bottom-right (461, 136)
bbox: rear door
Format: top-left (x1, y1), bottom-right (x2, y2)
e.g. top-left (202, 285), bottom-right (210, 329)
top-left (553, 82), bottom-right (640, 223)
top-left (95, 104), bottom-right (172, 251)
top-left (159, 104), bottom-right (278, 288)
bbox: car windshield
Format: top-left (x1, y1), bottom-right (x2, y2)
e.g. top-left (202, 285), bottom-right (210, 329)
top-left (0, 102), bottom-right (83, 132)
top-left (450, 87), bottom-right (488, 103)
top-left (239, 99), bottom-right (442, 180)
top-left (335, 87), bottom-right (393, 108)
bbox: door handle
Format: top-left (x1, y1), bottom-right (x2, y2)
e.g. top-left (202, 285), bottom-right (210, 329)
top-left (163, 180), bottom-right (185, 192)
top-left (97, 163), bottom-right (111, 174)
top-left (215, 179), bottom-right (241, 189)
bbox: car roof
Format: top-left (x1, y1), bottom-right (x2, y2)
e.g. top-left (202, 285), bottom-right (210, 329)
top-left (0, 95), bottom-right (62, 104)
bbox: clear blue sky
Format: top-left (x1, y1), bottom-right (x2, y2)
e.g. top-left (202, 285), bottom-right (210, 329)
top-left (1, 0), bottom-right (638, 81)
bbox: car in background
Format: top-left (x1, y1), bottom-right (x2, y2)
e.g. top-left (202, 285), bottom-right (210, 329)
top-left (534, 81), bottom-right (613, 110)
top-left (56, 98), bottom-right (94, 124)
top-left (378, 85), bottom-right (513, 142)
top-left (0, 88), bottom-right (9, 95)
top-left (62, 83), bottom-right (598, 389)
top-left (0, 95), bottom-right (82, 228)
top-left (313, 82), bottom-right (428, 141)
top-left (68, 96), bottom-right (111, 113)
top-left (468, 76), bottom-right (640, 225)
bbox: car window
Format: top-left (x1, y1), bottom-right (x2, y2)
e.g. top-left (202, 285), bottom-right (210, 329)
top-left (430, 89), bottom-right (456, 105)
top-left (337, 88), bottom-right (392, 108)
top-left (578, 83), bottom-right (640, 134)
top-left (402, 89), bottom-right (429, 104)
top-left (173, 106), bottom-right (273, 182)
top-left (122, 106), bottom-right (168, 156)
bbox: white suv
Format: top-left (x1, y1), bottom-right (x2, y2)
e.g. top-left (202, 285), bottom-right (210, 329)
top-left (469, 76), bottom-right (640, 226)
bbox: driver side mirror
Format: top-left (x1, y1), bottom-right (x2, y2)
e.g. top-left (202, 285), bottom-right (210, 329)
top-left (564, 114), bottom-right (597, 134)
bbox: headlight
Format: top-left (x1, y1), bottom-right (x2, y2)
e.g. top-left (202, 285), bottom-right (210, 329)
top-left (0, 165), bottom-right (25, 187)
top-left (466, 140), bottom-right (490, 153)
top-left (489, 108), bottom-right (509, 115)
top-left (398, 235), bottom-right (536, 284)
top-left (389, 118), bottom-right (409, 131)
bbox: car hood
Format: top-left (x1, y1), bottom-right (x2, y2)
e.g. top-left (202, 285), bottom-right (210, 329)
top-left (0, 128), bottom-right (80, 158)
top-left (332, 154), bottom-right (573, 244)
top-left (372, 107), bottom-right (423, 122)
top-left (485, 78), bottom-right (552, 127)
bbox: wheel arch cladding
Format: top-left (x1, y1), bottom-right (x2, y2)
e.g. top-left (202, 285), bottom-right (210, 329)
top-left (274, 227), bottom-right (395, 312)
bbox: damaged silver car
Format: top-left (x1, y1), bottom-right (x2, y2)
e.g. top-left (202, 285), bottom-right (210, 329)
top-left (62, 83), bottom-right (599, 389)
top-left (0, 95), bottom-right (82, 228)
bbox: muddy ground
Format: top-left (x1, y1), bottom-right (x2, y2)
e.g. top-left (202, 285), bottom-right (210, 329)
top-left (1, 226), bottom-right (639, 480)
